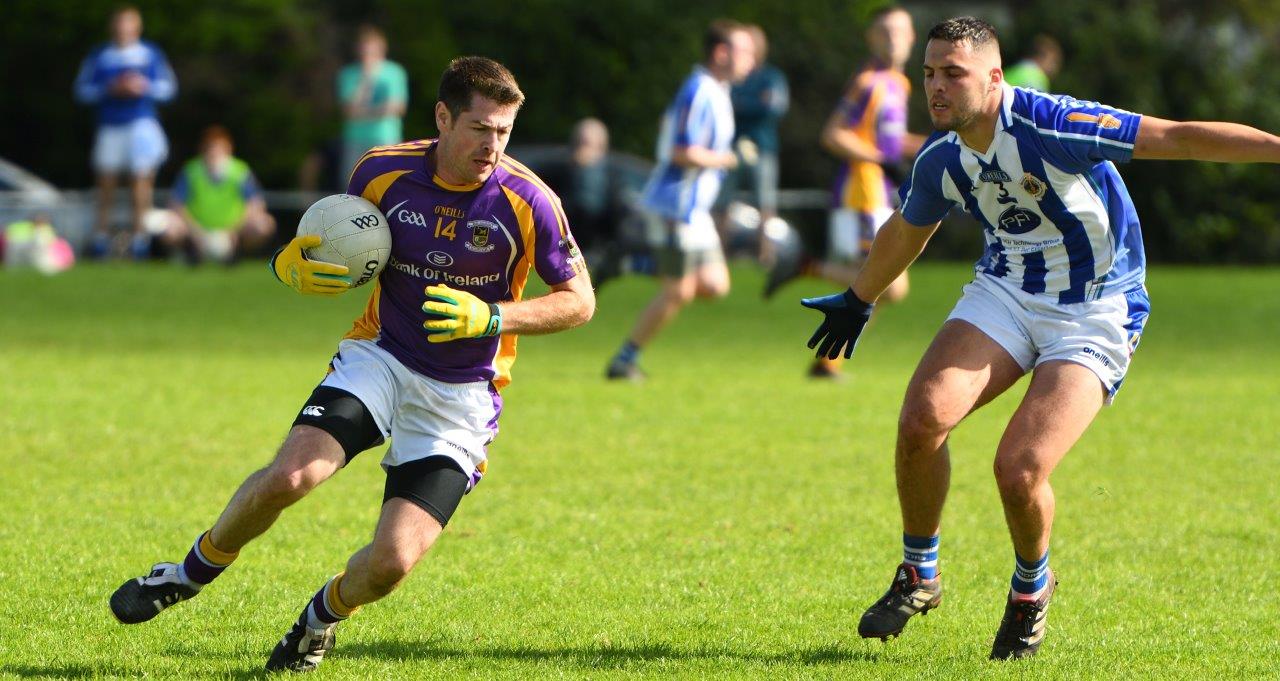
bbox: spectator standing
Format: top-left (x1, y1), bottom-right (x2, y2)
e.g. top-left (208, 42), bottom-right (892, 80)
top-left (74, 5), bottom-right (177, 259)
top-left (337, 26), bottom-right (408, 179)
top-left (730, 25), bottom-right (790, 246)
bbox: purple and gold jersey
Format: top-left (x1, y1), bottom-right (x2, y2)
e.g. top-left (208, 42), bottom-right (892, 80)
top-left (830, 65), bottom-right (911, 212)
top-left (344, 140), bottom-right (585, 390)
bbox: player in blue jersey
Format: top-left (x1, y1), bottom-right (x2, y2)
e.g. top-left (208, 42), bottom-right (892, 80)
top-left (800, 16), bottom-right (1280, 660)
top-left (74, 5), bottom-right (177, 259)
top-left (605, 20), bottom-right (756, 380)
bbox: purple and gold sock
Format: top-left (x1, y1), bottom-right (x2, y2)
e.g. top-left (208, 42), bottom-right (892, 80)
top-left (177, 531), bottom-right (239, 590)
top-left (305, 572), bottom-right (359, 629)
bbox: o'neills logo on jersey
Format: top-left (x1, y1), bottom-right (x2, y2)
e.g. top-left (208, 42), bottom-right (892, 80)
top-left (1066, 111), bottom-right (1122, 129)
top-left (979, 169), bottom-right (1012, 184)
top-left (465, 220), bottom-right (497, 253)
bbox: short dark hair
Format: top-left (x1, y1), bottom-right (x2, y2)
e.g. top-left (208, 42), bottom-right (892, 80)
top-left (868, 5), bottom-right (909, 24)
top-left (200, 125), bottom-right (233, 151)
top-left (355, 24), bottom-right (385, 45)
top-left (704, 19), bottom-right (744, 60)
top-left (1029, 34), bottom-right (1062, 61)
top-left (437, 56), bottom-right (525, 119)
top-left (927, 16), bottom-right (999, 51)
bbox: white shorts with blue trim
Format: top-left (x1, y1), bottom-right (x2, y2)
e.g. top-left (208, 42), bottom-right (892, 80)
top-left (947, 273), bottom-right (1150, 404)
top-left (92, 118), bottom-right (169, 175)
top-left (829, 206), bottom-right (894, 262)
top-left (320, 338), bottom-right (500, 489)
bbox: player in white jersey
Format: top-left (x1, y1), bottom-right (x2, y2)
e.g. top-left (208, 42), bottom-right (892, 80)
top-left (605, 20), bottom-right (756, 380)
top-left (800, 16), bottom-right (1280, 660)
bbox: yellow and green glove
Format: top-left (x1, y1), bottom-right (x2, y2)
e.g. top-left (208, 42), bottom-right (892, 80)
top-left (422, 284), bottom-right (502, 342)
top-left (269, 235), bottom-right (351, 296)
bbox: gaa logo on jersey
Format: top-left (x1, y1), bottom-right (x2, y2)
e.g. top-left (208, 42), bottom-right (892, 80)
top-left (465, 220), bottom-right (497, 253)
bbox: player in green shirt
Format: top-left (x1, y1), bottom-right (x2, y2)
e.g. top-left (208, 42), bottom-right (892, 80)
top-left (1002, 34), bottom-right (1062, 91)
top-left (161, 126), bottom-right (275, 264)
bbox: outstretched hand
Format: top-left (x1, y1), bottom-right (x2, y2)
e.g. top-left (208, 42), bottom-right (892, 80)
top-left (800, 288), bottom-right (874, 360)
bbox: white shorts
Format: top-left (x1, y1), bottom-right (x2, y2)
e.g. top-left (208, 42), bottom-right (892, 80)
top-left (948, 274), bottom-right (1151, 403)
top-left (92, 118), bottom-right (169, 175)
top-left (320, 339), bottom-right (500, 488)
top-left (829, 206), bottom-right (894, 262)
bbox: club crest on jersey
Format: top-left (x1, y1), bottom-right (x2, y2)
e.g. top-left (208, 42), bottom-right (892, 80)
top-left (465, 220), bottom-right (497, 253)
top-left (998, 205), bottom-right (1041, 234)
top-left (1020, 173), bottom-right (1047, 201)
top-left (979, 169), bottom-right (1012, 184)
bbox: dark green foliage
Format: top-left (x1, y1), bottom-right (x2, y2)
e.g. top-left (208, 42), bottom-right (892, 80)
top-left (3, 0), bottom-right (1279, 260)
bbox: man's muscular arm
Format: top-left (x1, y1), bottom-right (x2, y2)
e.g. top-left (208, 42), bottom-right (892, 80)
top-left (1134, 117), bottom-right (1280, 163)
top-left (497, 271), bottom-right (595, 335)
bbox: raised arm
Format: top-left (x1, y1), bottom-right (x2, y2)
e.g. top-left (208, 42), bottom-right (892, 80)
top-left (1133, 116), bottom-right (1280, 163)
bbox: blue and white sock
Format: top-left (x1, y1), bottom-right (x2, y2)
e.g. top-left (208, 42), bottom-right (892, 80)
top-left (613, 340), bottom-right (640, 366)
top-left (903, 533), bottom-right (940, 580)
top-left (1011, 549), bottom-right (1050, 599)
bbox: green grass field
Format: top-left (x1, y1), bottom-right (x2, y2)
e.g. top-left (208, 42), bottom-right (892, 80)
top-left (1, 261), bottom-right (1277, 679)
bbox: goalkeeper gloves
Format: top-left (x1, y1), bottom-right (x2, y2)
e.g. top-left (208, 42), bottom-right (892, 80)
top-left (422, 284), bottom-right (502, 342)
top-left (801, 288), bottom-right (875, 360)
top-left (270, 235), bottom-right (351, 296)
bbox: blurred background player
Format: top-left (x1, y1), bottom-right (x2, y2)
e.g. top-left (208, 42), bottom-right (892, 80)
top-left (108, 56), bottom-right (594, 674)
top-left (159, 125), bottom-right (276, 264)
top-left (337, 25), bottom-right (408, 179)
top-left (768, 5), bottom-right (923, 378)
top-left (605, 20), bottom-right (756, 381)
top-left (1002, 34), bottom-right (1062, 91)
top-left (74, 5), bottom-right (177, 259)
top-left (729, 24), bottom-right (790, 260)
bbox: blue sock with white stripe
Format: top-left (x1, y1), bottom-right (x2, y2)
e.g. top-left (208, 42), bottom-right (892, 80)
top-left (903, 533), bottom-right (940, 580)
top-left (614, 340), bottom-right (640, 366)
top-left (1011, 549), bottom-right (1050, 599)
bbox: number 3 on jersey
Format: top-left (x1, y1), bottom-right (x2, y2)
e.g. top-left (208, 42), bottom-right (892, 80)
top-left (434, 217), bottom-right (456, 241)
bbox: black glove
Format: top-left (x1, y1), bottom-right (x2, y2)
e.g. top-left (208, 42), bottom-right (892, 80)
top-left (800, 288), bottom-right (875, 360)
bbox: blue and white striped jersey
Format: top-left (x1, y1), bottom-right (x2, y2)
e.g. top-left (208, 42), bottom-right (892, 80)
top-left (899, 83), bottom-right (1146, 304)
top-left (641, 66), bottom-right (736, 221)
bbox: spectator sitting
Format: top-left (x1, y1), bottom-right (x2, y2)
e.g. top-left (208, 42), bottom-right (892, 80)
top-left (545, 119), bottom-right (629, 277)
top-left (160, 126), bottom-right (275, 264)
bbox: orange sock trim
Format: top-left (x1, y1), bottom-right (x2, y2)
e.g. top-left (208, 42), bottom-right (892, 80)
top-left (199, 531), bottom-right (239, 566)
top-left (326, 572), bottom-right (360, 618)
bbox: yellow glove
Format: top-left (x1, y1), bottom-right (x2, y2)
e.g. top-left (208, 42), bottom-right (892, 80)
top-left (270, 235), bottom-right (351, 296)
top-left (422, 284), bottom-right (502, 342)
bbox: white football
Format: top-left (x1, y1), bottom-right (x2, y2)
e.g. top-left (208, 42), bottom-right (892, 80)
top-left (296, 194), bottom-right (391, 288)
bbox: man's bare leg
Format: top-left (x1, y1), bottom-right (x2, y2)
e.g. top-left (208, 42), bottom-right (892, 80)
top-left (988, 360), bottom-right (1103, 659)
top-left (994, 360), bottom-right (1104, 581)
top-left (109, 425), bottom-right (347, 624)
top-left (858, 320), bottom-right (1024, 640)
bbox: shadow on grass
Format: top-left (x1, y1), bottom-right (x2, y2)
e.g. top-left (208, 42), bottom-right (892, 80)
top-left (1, 641), bottom-right (890, 678)
top-left (2, 662), bottom-right (271, 680)
top-left (338, 639), bottom-right (887, 668)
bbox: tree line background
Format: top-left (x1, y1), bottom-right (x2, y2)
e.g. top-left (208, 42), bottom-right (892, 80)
top-left (4, 0), bottom-right (1280, 262)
